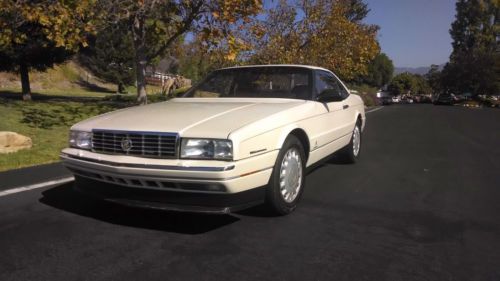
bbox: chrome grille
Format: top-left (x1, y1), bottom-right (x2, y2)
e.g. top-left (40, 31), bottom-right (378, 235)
top-left (92, 130), bottom-right (178, 158)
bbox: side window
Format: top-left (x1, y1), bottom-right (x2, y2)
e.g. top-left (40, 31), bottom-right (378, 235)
top-left (335, 77), bottom-right (350, 99)
top-left (316, 71), bottom-right (339, 94)
top-left (315, 71), bottom-right (349, 100)
top-left (315, 71), bottom-right (342, 99)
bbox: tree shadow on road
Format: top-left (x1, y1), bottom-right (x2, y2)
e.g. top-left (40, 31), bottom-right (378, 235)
top-left (39, 183), bottom-right (239, 235)
top-left (74, 79), bottom-right (115, 93)
top-left (0, 90), bottom-right (102, 102)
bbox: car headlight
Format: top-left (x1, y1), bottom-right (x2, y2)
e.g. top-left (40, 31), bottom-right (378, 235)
top-left (180, 139), bottom-right (232, 160)
top-left (69, 130), bottom-right (92, 150)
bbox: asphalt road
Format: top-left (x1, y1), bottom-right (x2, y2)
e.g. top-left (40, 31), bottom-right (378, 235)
top-left (1, 105), bottom-right (499, 281)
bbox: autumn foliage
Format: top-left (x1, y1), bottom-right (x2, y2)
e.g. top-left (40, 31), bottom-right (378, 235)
top-left (244, 0), bottom-right (380, 81)
top-left (95, 0), bottom-right (262, 104)
top-left (0, 0), bottom-right (382, 103)
top-left (0, 0), bottom-right (96, 100)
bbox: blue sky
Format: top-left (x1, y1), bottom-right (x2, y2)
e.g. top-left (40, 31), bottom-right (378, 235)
top-left (363, 0), bottom-right (457, 67)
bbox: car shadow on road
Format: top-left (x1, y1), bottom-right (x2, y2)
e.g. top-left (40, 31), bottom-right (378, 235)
top-left (236, 204), bottom-right (280, 217)
top-left (305, 153), bottom-right (354, 177)
top-left (39, 183), bottom-right (240, 235)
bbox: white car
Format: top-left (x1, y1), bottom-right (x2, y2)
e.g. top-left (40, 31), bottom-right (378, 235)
top-left (61, 65), bottom-right (365, 215)
top-left (392, 96), bottom-right (400, 103)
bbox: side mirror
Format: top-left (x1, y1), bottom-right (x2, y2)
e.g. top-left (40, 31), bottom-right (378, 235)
top-left (316, 89), bottom-right (343, 103)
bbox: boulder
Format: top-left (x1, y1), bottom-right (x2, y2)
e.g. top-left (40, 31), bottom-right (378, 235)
top-left (0, 131), bottom-right (32, 153)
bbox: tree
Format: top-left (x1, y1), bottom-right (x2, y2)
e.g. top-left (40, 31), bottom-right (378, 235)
top-left (424, 64), bottom-right (442, 93)
top-left (177, 38), bottom-right (218, 83)
top-left (78, 22), bottom-right (135, 93)
top-left (442, 0), bottom-right (499, 96)
top-left (414, 75), bottom-right (432, 95)
top-left (0, 0), bottom-right (96, 100)
top-left (361, 53), bottom-right (394, 88)
top-left (388, 72), bottom-right (432, 96)
top-left (246, 0), bottom-right (380, 81)
top-left (99, 0), bottom-right (262, 105)
top-left (388, 72), bottom-right (417, 96)
top-left (344, 0), bottom-right (370, 22)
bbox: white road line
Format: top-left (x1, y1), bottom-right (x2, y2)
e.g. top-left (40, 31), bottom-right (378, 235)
top-left (0, 176), bottom-right (74, 198)
top-left (366, 106), bottom-right (384, 114)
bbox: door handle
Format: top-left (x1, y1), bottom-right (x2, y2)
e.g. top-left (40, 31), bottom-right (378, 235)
top-left (343, 104), bottom-right (349, 110)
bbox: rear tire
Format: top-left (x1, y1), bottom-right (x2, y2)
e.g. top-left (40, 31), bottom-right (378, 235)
top-left (265, 135), bottom-right (306, 215)
top-left (338, 121), bottom-right (362, 164)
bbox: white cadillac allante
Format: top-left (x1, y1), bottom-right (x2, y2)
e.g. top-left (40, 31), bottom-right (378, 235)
top-left (61, 65), bottom-right (365, 215)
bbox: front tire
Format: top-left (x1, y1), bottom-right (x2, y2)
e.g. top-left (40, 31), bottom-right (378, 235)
top-left (266, 135), bottom-right (306, 215)
top-left (338, 121), bottom-right (362, 164)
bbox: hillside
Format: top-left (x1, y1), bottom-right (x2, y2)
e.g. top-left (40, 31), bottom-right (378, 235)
top-left (394, 63), bottom-right (445, 75)
top-left (0, 60), bottom-right (121, 96)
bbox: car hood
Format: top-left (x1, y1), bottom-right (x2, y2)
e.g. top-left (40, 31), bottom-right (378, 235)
top-left (73, 98), bottom-right (307, 139)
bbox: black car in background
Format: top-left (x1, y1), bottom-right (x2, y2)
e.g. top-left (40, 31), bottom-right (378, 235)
top-left (433, 93), bottom-right (456, 105)
top-left (380, 96), bottom-right (393, 105)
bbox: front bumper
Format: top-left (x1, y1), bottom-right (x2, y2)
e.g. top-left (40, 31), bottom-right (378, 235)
top-left (61, 148), bottom-right (277, 193)
top-left (73, 175), bottom-right (265, 214)
top-left (61, 148), bottom-right (277, 212)
top-left (61, 148), bottom-right (278, 202)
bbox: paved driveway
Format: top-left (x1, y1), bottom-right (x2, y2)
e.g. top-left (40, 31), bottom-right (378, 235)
top-left (1, 105), bottom-right (499, 281)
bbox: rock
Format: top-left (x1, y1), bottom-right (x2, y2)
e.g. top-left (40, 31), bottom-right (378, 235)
top-left (0, 131), bottom-right (32, 153)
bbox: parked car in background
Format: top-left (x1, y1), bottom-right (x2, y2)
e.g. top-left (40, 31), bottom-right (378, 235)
top-left (61, 65), bottom-right (366, 215)
top-left (392, 96), bottom-right (401, 103)
top-left (401, 97), bottom-right (414, 104)
top-left (380, 96), bottom-right (392, 105)
top-left (433, 93), bottom-right (457, 105)
top-left (415, 95), bottom-right (433, 103)
top-left (455, 93), bottom-right (472, 102)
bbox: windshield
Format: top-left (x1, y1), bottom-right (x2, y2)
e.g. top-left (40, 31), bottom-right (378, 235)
top-left (183, 67), bottom-right (313, 100)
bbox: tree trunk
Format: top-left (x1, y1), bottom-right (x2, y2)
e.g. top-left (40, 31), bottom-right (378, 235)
top-left (118, 82), bottom-right (126, 94)
top-left (20, 63), bottom-right (32, 101)
top-left (133, 14), bottom-right (148, 105)
top-left (135, 57), bottom-right (147, 104)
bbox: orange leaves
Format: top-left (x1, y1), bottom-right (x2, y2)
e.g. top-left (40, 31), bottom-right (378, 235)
top-left (225, 51), bottom-right (237, 61)
top-left (191, 0), bottom-right (262, 66)
top-left (247, 0), bottom-right (379, 80)
top-left (0, 0), bottom-right (96, 52)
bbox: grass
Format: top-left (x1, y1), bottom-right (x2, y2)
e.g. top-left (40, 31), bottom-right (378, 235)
top-left (1, 87), bottom-right (114, 98)
top-left (0, 97), bottom-right (125, 171)
top-left (0, 99), bottom-right (75, 171)
top-left (457, 99), bottom-right (500, 108)
top-left (0, 86), bottom-right (191, 171)
top-left (0, 59), bottom-right (193, 171)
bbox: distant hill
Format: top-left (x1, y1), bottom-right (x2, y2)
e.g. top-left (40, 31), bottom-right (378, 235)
top-left (394, 64), bottom-right (445, 75)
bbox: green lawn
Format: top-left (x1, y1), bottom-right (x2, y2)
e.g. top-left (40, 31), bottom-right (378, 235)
top-left (0, 98), bottom-right (120, 171)
top-left (1, 100), bottom-right (69, 171)
top-left (0, 87), bottom-right (190, 171)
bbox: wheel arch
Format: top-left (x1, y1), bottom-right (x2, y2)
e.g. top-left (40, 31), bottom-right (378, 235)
top-left (354, 109), bottom-right (365, 132)
top-left (357, 114), bottom-right (363, 126)
top-left (277, 126), bottom-right (310, 162)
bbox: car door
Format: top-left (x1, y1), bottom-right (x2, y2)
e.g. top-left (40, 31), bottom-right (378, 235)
top-left (331, 73), bottom-right (357, 136)
top-left (314, 70), bottom-right (353, 149)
